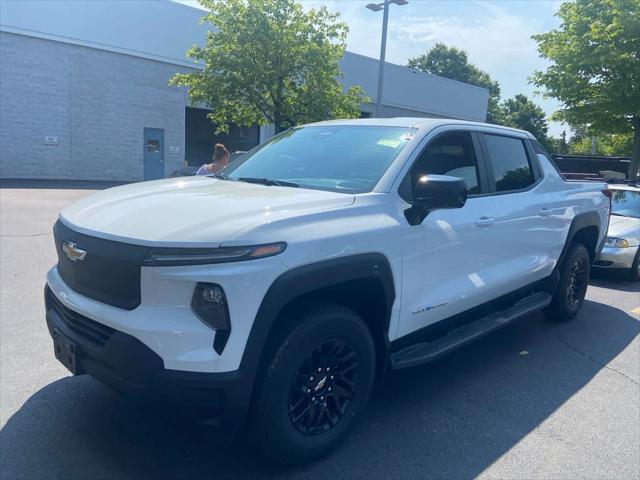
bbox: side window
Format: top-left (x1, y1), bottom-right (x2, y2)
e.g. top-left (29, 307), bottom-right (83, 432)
top-left (483, 134), bottom-right (534, 192)
top-left (411, 132), bottom-right (481, 195)
top-left (532, 139), bottom-right (562, 174)
top-left (531, 139), bottom-right (549, 157)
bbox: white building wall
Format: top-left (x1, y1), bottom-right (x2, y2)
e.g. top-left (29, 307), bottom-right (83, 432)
top-left (0, 0), bottom-right (489, 181)
top-left (0, 32), bottom-right (189, 181)
top-left (341, 52), bottom-right (489, 122)
top-left (0, 0), bottom-right (488, 121)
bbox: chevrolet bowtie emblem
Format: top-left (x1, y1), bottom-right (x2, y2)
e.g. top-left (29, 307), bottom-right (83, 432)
top-left (62, 241), bottom-right (87, 262)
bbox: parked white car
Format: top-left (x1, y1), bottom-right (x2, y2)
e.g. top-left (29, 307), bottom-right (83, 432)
top-left (45, 118), bottom-right (610, 464)
top-left (595, 183), bottom-right (640, 280)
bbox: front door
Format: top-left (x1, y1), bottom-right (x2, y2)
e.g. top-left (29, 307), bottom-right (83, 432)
top-left (397, 130), bottom-right (500, 338)
top-left (143, 128), bottom-right (165, 180)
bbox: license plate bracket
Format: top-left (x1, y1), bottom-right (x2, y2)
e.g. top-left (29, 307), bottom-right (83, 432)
top-left (53, 329), bottom-right (79, 375)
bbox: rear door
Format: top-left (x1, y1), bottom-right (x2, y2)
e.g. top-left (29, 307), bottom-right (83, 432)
top-left (478, 132), bottom-right (557, 290)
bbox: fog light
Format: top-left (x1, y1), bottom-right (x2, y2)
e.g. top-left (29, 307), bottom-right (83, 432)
top-left (202, 285), bottom-right (224, 303)
top-left (191, 283), bottom-right (230, 331)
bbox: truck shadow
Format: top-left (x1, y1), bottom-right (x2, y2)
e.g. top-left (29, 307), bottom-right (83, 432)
top-left (1, 299), bottom-right (638, 479)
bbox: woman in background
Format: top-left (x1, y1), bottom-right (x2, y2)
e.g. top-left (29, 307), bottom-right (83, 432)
top-left (197, 143), bottom-right (230, 175)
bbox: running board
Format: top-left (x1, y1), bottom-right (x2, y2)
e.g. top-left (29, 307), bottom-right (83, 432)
top-left (390, 291), bottom-right (552, 370)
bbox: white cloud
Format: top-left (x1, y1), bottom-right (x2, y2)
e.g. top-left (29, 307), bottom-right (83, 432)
top-left (391, 5), bottom-right (546, 93)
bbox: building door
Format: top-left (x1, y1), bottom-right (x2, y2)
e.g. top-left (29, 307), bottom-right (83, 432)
top-left (143, 128), bottom-right (165, 180)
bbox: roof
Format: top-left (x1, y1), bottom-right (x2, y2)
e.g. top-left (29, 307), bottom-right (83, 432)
top-left (307, 117), bottom-right (530, 135)
top-left (0, 0), bottom-right (208, 68)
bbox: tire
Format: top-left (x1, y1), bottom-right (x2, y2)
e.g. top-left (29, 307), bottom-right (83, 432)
top-left (630, 249), bottom-right (640, 282)
top-left (251, 303), bottom-right (376, 465)
top-left (545, 242), bottom-right (591, 321)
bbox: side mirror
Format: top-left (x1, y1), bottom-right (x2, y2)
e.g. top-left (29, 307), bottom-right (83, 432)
top-left (405, 174), bottom-right (468, 225)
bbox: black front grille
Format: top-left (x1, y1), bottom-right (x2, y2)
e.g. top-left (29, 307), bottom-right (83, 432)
top-left (53, 220), bottom-right (150, 310)
top-left (46, 287), bottom-right (115, 347)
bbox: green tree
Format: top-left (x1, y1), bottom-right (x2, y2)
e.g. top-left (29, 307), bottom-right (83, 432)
top-left (531, 0), bottom-right (640, 178)
top-left (546, 132), bottom-right (569, 154)
top-left (171, 0), bottom-right (366, 133)
top-left (501, 94), bottom-right (550, 147)
top-left (568, 130), bottom-right (634, 156)
top-left (407, 43), bottom-right (504, 124)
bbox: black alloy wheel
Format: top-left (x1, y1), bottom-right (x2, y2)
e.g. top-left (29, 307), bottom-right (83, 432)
top-left (567, 256), bottom-right (588, 307)
top-left (545, 242), bottom-right (590, 321)
top-left (251, 303), bottom-right (375, 465)
top-left (288, 340), bottom-right (358, 436)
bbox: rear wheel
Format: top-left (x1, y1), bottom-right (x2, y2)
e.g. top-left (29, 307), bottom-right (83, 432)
top-left (251, 303), bottom-right (375, 465)
top-left (545, 242), bottom-right (590, 321)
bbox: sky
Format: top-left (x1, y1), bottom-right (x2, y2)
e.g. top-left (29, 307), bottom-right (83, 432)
top-left (177, 0), bottom-right (568, 136)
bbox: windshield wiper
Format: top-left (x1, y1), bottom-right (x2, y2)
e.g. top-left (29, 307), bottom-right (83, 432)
top-left (238, 177), bottom-right (299, 188)
top-left (212, 172), bottom-right (234, 181)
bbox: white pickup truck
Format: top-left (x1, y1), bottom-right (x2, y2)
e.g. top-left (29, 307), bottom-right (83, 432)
top-left (45, 118), bottom-right (610, 464)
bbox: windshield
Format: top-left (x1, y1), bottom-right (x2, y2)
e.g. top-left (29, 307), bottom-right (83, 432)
top-left (611, 189), bottom-right (640, 218)
top-left (222, 125), bottom-right (416, 193)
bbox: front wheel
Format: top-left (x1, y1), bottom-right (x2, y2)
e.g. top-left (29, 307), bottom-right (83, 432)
top-left (545, 242), bottom-right (590, 321)
top-left (251, 303), bottom-right (376, 465)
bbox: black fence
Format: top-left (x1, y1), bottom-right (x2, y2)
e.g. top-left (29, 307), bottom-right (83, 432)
top-left (552, 154), bottom-right (630, 177)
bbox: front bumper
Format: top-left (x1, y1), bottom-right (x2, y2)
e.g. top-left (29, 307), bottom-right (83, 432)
top-left (45, 286), bottom-right (253, 428)
top-left (46, 252), bottom-right (287, 373)
top-left (594, 245), bottom-right (638, 270)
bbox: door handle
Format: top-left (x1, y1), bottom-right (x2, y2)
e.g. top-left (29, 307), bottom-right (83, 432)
top-left (539, 207), bottom-right (552, 217)
top-left (475, 216), bottom-right (495, 227)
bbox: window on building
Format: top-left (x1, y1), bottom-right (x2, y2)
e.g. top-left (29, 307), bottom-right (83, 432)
top-left (146, 140), bottom-right (160, 153)
top-left (410, 132), bottom-right (481, 194)
top-left (483, 134), bottom-right (534, 192)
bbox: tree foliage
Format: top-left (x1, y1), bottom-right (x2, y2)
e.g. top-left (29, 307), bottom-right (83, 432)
top-left (171, 0), bottom-right (366, 133)
top-left (501, 94), bottom-right (550, 147)
top-left (408, 43), bottom-right (504, 124)
top-left (569, 130), bottom-right (633, 156)
top-left (531, 0), bottom-right (640, 177)
top-left (546, 135), bottom-right (569, 155)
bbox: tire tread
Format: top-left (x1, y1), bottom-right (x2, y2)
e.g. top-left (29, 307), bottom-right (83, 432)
top-left (251, 302), bottom-right (375, 465)
top-left (545, 242), bottom-right (590, 321)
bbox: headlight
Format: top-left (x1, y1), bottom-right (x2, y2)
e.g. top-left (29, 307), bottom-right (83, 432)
top-left (145, 242), bottom-right (286, 266)
top-left (605, 237), bottom-right (630, 248)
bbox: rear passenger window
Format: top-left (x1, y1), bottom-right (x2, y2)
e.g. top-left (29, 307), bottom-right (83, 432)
top-left (532, 139), bottom-right (563, 174)
top-left (410, 132), bottom-right (481, 194)
top-left (484, 135), bottom-right (534, 192)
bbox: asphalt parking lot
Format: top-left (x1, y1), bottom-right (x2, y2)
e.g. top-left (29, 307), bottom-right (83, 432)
top-left (1, 184), bottom-right (639, 480)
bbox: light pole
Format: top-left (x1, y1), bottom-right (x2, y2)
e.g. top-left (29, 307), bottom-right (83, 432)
top-left (366, 0), bottom-right (408, 118)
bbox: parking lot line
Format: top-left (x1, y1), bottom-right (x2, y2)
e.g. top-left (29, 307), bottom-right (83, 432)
top-left (631, 307), bottom-right (640, 315)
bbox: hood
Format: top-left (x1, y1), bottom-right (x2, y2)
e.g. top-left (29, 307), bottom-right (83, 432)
top-left (608, 214), bottom-right (640, 243)
top-left (60, 177), bottom-right (355, 246)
